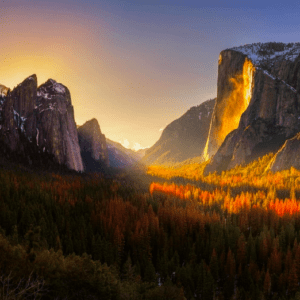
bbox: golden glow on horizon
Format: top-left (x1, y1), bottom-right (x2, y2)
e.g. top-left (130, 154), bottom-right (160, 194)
top-left (0, 4), bottom-right (216, 150)
top-left (217, 58), bottom-right (254, 146)
top-left (1, 55), bottom-right (68, 91)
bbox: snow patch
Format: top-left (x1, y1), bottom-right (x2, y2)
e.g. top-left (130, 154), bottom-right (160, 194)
top-left (37, 89), bottom-right (52, 100)
top-left (256, 67), bottom-right (297, 93)
top-left (53, 83), bottom-right (65, 94)
top-left (229, 42), bottom-right (300, 66)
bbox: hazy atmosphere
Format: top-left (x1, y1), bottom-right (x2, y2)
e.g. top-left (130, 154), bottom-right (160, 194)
top-left (1, 0), bottom-right (300, 149)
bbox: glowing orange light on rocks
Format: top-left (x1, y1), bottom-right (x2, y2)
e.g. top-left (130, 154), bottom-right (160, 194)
top-left (217, 58), bottom-right (254, 147)
top-left (203, 137), bottom-right (210, 161)
top-left (218, 54), bottom-right (222, 65)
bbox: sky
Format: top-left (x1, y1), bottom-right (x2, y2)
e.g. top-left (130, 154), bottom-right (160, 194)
top-left (1, 0), bottom-right (300, 150)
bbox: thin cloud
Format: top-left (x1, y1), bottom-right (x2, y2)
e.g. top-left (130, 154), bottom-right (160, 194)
top-left (132, 142), bottom-right (148, 151)
top-left (120, 139), bottom-right (130, 149)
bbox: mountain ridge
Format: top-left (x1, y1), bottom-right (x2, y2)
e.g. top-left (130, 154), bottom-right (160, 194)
top-left (142, 98), bottom-right (215, 166)
top-left (106, 138), bottom-right (145, 168)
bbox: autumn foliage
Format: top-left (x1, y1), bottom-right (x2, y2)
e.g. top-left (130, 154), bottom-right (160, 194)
top-left (2, 154), bottom-right (300, 298)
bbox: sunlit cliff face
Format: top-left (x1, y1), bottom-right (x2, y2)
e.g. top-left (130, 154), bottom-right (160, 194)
top-left (217, 57), bottom-right (254, 145)
top-left (203, 57), bottom-right (254, 161)
top-left (218, 54), bottom-right (222, 65)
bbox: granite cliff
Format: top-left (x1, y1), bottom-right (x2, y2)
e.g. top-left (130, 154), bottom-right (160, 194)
top-left (0, 75), bottom-right (84, 172)
top-left (143, 99), bottom-right (215, 166)
top-left (204, 42), bottom-right (300, 174)
top-left (78, 118), bottom-right (109, 171)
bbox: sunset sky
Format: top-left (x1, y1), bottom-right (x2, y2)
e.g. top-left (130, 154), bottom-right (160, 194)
top-left (1, 0), bottom-right (300, 150)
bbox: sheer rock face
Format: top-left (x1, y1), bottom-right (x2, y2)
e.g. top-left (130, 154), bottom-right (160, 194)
top-left (204, 51), bottom-right (247, 159)
top-left (78, 118), bottom-right (109, 168)
top-left (2, 91), bottom-right (20, 152)
top-left (36, 79), bottom-right (84, 172)
top-left (204, 43), bottom-right (300, 174)
top-left (142, 99), bottom-right (215, 166)
top-left (0, 76), bottom-right (84, 172)
top-left (1, 75), bottom-right (38, 152)
top-left (11, 75), bottom-right (37, 117)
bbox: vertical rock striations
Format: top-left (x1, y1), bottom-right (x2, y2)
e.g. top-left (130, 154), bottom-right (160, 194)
top-left (36, 79), bottom-right (84, 172)
top-left (1, 75), bottom-right (37, 152)
top-left (204, 42), bottom-right (300, 174)
top-left (0, 75), bottom-right (84, 172)
top-left (203, 52), bottom-right (254, 160)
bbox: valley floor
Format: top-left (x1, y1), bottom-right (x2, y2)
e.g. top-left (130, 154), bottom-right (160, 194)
top-left (1, 154), bottom-right (300, 299)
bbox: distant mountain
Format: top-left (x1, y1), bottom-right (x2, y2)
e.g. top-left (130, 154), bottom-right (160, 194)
top-left (142, 98), bottom-right (215, 166)
top-left (136, 148), bottom-right (148, 159)
top-left (78, 118), bottom-right (109, 172)
top-left (107, 139), bottom-right (146, 168)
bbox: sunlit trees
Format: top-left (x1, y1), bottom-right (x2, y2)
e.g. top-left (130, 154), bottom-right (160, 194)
top-left (3, 153), bottom-right (300, 298)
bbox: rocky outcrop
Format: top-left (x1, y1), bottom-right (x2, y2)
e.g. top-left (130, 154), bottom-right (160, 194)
top-left (78, 118), bottom-right (109, 171)
top-left (0, 75), bottom-right (84, 172)
top-left (269, 133), bottom-right (300, 172)
top-left (204, 42), bottom-right (300, 174)
top-left (143, 99), bottom-right (215, 165)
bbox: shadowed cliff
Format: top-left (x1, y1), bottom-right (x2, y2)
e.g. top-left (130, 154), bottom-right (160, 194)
top-left (142, 99), bottom-right (215, 166)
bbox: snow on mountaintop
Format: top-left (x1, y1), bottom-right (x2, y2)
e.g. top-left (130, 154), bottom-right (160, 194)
top-left (46, 79), bottom-right (66, 94)
top-left (37, 79), bottom-right (66, 99)
top-left (49, 80), bottom-right (66, 94)
top-left (229, 42), bottom-right (300, 67)
top-left (54, 84), bottom-right (65, 94)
